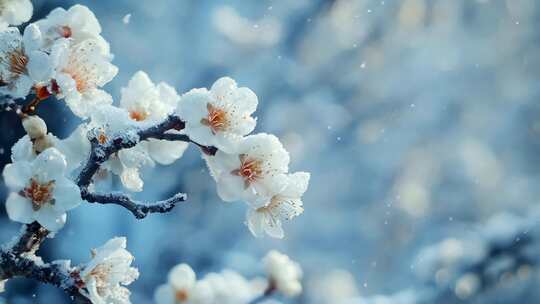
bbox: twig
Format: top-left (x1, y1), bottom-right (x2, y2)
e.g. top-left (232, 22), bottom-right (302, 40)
top-left (81, 190), bottom-right (187, 219)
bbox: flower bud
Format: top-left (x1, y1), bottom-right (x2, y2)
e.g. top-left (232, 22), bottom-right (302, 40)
top-left (22, 115), bottom-right (47, 139)
top-left (33, 135), bottom-right (54, 154)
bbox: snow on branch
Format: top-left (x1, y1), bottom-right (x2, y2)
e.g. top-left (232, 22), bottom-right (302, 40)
top-left (81, 191), bottom-right (187, 219)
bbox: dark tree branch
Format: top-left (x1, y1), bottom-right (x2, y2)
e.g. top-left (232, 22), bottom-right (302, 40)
top-left (81, 190), bottom-right (187, 219)
top-left (0, 251), bottom-right (90, 303)
top-left (77, 115), bottom-right (186, 188)
top-left (9, 222), bottom-right (49, 256)
top-left (76, 114), bottom-right (216, 218)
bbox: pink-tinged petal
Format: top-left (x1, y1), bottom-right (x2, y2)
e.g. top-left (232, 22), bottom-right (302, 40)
top-left (5, 193), bottom-right (34, 224)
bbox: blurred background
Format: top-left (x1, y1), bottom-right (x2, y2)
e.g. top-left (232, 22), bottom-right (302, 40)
top-left (2, 0), bottom-right (540, 303)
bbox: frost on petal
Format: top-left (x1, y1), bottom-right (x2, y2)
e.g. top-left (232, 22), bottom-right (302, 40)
top-left (5, 193), bottom-right (34, 224)
top-left (31, 148), bottom-right (67, 182)
top-left (3, 161), bottom-right (32, 189)
top-left (0, 0), bottom-right (33, 27)
top-left (11, 135), bottom-right (34, 162)
top-left (0, 28), bottom-right (34, 98)
top-left (34, 205), bottom-right (66, 231)
top-left (52, 177), bottom-right (82, 212)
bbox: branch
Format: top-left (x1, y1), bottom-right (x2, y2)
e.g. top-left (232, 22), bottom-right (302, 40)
top-left (81, 190), bottom-right (187, 219)
top-left (8, 222), bottom-right (49, 256)
top-left (0, 251), bottom-right (90, 303)
top-left (77, 115), bottom-right (185, 189)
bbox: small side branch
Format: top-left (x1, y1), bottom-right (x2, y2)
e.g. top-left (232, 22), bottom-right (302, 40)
top-left (81, 191), bottom-right (187, 219)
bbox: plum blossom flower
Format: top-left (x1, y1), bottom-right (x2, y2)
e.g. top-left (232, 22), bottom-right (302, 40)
top-left (0, 27), bottom-right (53, 98)
top-left (177, 77), bottom-right (257, 153)
top-left (51, 38), bottom-right (118, 118)
top-left (33, 4), bottom-right (110, 55)
top-left (2, 148), bottom-right (82, 231)
top-left (0, 0), bottom-right (33, 30)
top-left (79, 237), bottom-right (139, 304)
top-left (120, 71), bottom-right (188, 165)
top-left (206, 133), bottom-right (289, 206)
top-left (200, 270), bottom-right (257, 304)
top-left (87, 104), bottom-right (148, 191)
top-left (247, 172), bottom-right (309, 239)
top-left (154, 264), bottom-right (214, 304)
top-left (263, 251), bottom-right (303, 297)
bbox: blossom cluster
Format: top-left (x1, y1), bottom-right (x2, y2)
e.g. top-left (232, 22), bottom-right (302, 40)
top-left (1, 3), bottom-right (308, 239)
top-left (0, 3), bottom-right (309, 303)
top-left (154, 250), bottom-right (303, 304)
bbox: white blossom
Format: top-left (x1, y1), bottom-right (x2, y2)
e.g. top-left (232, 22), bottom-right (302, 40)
top-left (33, 4), bottom-right (110, 55)
top-left (263, 250), bottom-right (303, 297)
top-left (177, 77), bottom-right (257, 153)
top-left (201, 270), bottom-right (256, 304)
top-left (247, 172), bottom-right (309, 239)
top-left (80, 237), bottom-right (139, 304)
top-left (88, 104), bottom-right (147, 192)
top-left (0, 0), bottom-right (32, 30)
top-left (0, 27), bottom-right (52, 98)
top-left (2, 148), bottom-right (82, 231)
top-left (206, 133), bottom-right (289, 206)
top-left (154, 263), bottom-right (214, 304)
top-left (120, 71), bottom-right (188, 165)
top-left (51, 38), bottom-right (118, 118)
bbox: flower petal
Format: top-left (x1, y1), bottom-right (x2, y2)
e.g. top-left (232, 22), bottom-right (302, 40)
top-left (5, 193), bottom-right (34, 224)
top-left (53, 177), bottom-right (82, 211)
top-left (3, 161), bottom-right (32, 190)
top-left (168, 264), bottom-right (196, 291)
top-left (34, 205), bottom-right (66, 231)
